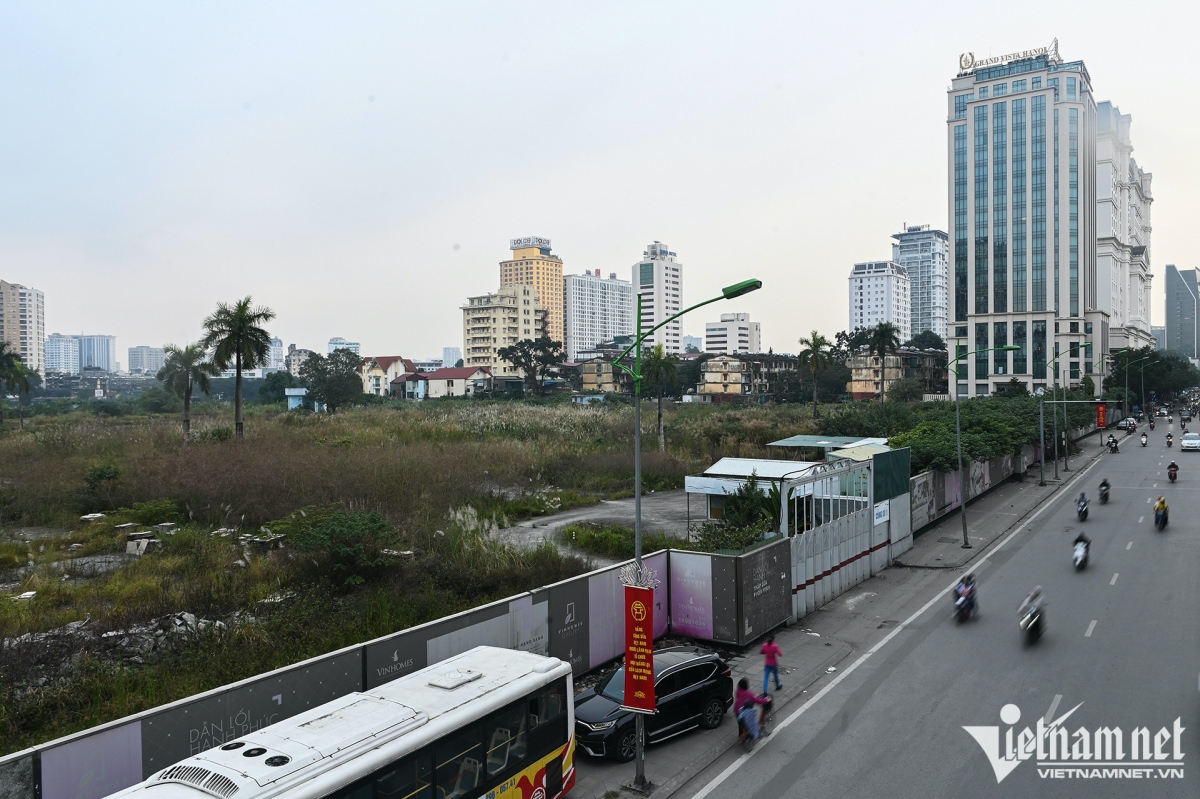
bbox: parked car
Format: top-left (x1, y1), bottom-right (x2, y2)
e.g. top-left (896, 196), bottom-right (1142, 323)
top-left (1181, 432), bottom-right (1200, 451)
top-left (574, 646), bottom-right (733, 761)
top-left (1115, 418), bottom-right (1138, 430)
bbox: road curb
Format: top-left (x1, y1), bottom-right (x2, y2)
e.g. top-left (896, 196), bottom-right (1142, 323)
top-left (645, 639), bottom-right (852, 799)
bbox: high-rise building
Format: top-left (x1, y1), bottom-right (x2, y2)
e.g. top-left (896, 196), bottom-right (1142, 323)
top-left (79, 335), bottom-right (118, 372)
top-left (563, 269), bottom-right (635, 361)
top-left (45, 333), bottom-right (81, 374)
top-left (682, 335), bottom-right (703, 353)
top-left (1152, 326), bottom-right (1166, 351)
top-left (1096, 101), bottom-right (1154, 351)
top-left (500, 237), bottom-right (564, 345)
top-left (948, 43), bottom-right (1101, 396)
top-left (1164, 265), bottom-right (1198, 359)
top-left (270, 337), bottom-right (285, 370)
top-left (286, 344), bottom-right (316, 377)
top-left (632, 241), bottom-right (684, 354)
top-left (442, 346), bottom-right (462, 369)
top-left (892, 225), bottom-right (949, 339)
top-left (0, 280), bottom-right (45, 375)
top-left (328, 337), bottom-right (361, 355)
top-left (127, 346), bottom-right (166, 375)
top-left (462, 284), bottom-right (547, 378)
top-left (705, 313), bottom-right (761, 355)
top-left (849, 261), bottom-right (911, 342)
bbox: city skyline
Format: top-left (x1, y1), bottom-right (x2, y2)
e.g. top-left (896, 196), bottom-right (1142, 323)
top-left (3, 4), bottom-right (1196, 359)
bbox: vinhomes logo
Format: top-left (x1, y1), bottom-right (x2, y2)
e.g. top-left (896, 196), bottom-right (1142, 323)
top-left (964, 702), bottom-right (1185, 783)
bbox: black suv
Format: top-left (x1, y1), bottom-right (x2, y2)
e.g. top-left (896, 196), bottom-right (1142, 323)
top-left (573, 646), bottom-right (733, 761)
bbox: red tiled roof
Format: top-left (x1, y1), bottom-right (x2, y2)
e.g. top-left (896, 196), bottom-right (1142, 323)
top-left (362, 356), bottom-right (408, 372)
top-left (402, 358), bottom-right (416, 373)
top-left (390, 372), bottom-right (429, 384)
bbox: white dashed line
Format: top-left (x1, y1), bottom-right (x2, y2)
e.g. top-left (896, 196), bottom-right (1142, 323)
top-left (1085, 620), bottom-right (1098, 638)
top-left (1127, 541), bottom-right (1133, 550)
top-left (1138, 516), bottom-right (1144, 524)
top-left (1146, 497), bottom-right (1152, 504)
top-left (1110, 573), bottom-right (1119, 585)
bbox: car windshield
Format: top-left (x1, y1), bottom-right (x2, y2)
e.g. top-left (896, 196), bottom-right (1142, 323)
top-left (1184, 434), bottom-right (1200, 441)
top-left (597, 669), bottom-right (626, 702)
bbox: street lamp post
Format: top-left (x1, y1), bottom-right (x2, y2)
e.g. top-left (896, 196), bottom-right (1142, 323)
top-left (612, 277), bottom-right (761, 791)
top-left (948, 345), bottom-right (1020, 549)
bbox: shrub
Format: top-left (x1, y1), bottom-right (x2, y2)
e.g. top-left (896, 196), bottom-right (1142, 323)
top-left (275, 506), bottom-right (402, 586)
top-left (195, 427), bottom-right (234, 443)
top-left (119, 499), bottom-right (182, 526)
top-left (559, 523), bottom-right (677, 560)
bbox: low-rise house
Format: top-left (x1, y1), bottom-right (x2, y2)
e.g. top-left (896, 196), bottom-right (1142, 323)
top-left (360, 356), bottom-right (416, 396)
top-left (390, 372), bottom-right (428, 400)
top-left (846, 348), bottom-right (948, 400)
top-left (697, 354), bottom-right (798, 397)
top-left (581, 356), bottom-right (634, 393)
top-left (398, 367), bottom-right (492, 399)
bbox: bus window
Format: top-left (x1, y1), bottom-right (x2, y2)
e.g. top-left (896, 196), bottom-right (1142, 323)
top-left (435, 726), bottom-right (483, 799)
top-left (331, 781), bottom-right (372, 799)
top-left (374, 751), bottom-right (432, 799)
top-left (484, 704), bottom-right (527, 777)
top-left (528, 680), bottom-right (567, 729)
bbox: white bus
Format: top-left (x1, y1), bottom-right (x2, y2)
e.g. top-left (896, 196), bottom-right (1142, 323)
top-left (108, 648), bottom-right (575, 799)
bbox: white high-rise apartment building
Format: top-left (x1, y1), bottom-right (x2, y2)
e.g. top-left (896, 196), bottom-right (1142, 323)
top-left (1096, 101), bottom-right (1153, 351)
top-left (632, 241), bottom-right (683, 354)
top-left (563, 269), bottom-right (634, 361)
top-left (462, 285), bottom-right (547, 378)
top-left (128, 346), bottom-right (166, 375)
top-left (705, 313), bottom-right (761, 355)
top-left (0, 280), bottom-right (45, 375)
top-left (46, 333), bottom-right (81, 374)
top-left (948, 42), bottom-right (1103, 396)
top-left (442, 347), bottom-right (462, 368)
top-left (849, 262), bottom-right (911, 342)
top-left (269, 337), bottom-right (285, 370)
top-left (328, 337), bottom-right (361, 355)
top-left (79, 335), bottom-right (117, 372)
top-left (892, 225), bottom-right (949, 339)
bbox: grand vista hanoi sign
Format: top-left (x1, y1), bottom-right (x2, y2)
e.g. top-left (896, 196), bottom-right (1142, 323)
top-left (959, 38), bottom-right (1060, 73)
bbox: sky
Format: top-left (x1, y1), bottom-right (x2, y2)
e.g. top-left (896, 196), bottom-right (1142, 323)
top-left (3, 1), bottom-right (1195, 362)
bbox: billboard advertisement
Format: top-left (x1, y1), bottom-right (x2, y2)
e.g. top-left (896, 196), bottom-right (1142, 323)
top-left (622, 585), bottom-right (656, 713)
top-left (669, 552), bottom-right (714, 639)
top-left (43, 722), bottom-right (142, 799)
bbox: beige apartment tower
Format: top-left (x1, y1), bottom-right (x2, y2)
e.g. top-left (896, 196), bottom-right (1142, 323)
top-left (0, 280), bottom-right (46, 375)
top-left (462, 284), bottom-right (548, 378)
top-left (500, 237), bottom-right (563, 345)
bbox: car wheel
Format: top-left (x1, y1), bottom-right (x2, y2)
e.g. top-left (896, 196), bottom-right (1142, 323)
top-left (700, 697), bottom-right (726, 729)
top-left (614, 726), bottom-right (641, 762)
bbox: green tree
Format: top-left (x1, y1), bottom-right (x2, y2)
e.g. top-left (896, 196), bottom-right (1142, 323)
top-left (157, 343), bottom-right (220, 444)
top-left (134, 385), bottom-right (183, 415)
top-left (258, 370), bottom-right (296, 404)
top-left (676, 353), bottom-right (710, 398)
top-left (201, 296), bottom-right (276, 440)
top-left (905, 330), bottom-right (947, 350)
top-left (641, 343), bottom-right (678, 451)
top-left (498, 337), bottom-right (565, 396)
top-left (300, 348), bottom-right (364, 412)
top-left (8, 360), bottom-right (41, 429)
top-left (886, 377), bottom-right (924, 402)
top-left (0, 341), bottom-right (19, 427)
top-left (1079, 375), bottom-right (1096, 397)
top-left (832, 328), bottom-right (872, 361)
top-left (797, 330), bottom-right (833, 418)
top-left (684, 342), bottom-right (700, 354)
top-left (868, 322), bottom-right (903, 402)
top-left (995, 377), bottom-right (1029, 398)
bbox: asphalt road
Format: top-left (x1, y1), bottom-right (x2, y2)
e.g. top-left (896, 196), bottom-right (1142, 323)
top-left (677, 428), bottom-right (1199, 798)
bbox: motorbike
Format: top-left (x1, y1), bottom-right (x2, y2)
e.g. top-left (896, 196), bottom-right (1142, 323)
top-left (1073, 540), bottom-right (1089, 570)
top-left (1107, 438), bottom-right (1120, 454)
top-left (953, 585), bottom-right (977, 623)
top-left (1167, 436), bottom-right (1174, 448)
top-left (738, 694), bottom-right (773, 748)
top-left (1168, 466), bottom-right (1178, 483)
top-left (1020, 606), bottom-right (1044, 645)
top-left (1150, 420), bottom-right (1156, 430)
top-left (1076, 498), bottom-right (1089, 521)
top-left (1099, 484), bottom-right (1109, 504)
top-left (1155, 507), bottom-right (1168, 530)
top-left (1141, 433), bottom-right (1148, 447)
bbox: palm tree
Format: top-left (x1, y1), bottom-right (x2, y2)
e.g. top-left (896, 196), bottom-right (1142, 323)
top-left (797, 331), bottom-right (833, 419)
top-left (0, 342), bottom-right (20, 427)
top-left (201, 297), bottom-right (276, 440)
top-left (158, 343), bottom-right (221, 444)
top-left (7, 359), bottom-right (40, 429)
top-left (641, 343), bottom-right (678, 451)
top-left (868, 322), bottom-right (902, 402)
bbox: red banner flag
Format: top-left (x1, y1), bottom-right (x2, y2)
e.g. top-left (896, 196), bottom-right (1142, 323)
top-left (623, 585), bottom-right (656, 714)
top-left (1097, 403), bottom-right (1107, 429)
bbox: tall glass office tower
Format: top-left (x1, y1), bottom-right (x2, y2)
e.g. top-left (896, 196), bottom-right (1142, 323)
top-left (947, 47), bottom-right (1099, 396)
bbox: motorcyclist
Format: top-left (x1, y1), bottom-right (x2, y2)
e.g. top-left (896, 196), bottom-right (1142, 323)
top-left (735, 677), bottom-right (769, 742)
top-left (1166, 432), bottom-right (1174, 446)
top-left (1018, 586), bottom-right (1043, 617)
top-left (1141, 431), bottom-right (1148, 446)
top-left (1154, 496), bottom-right (1169, 524)
top-left (1106, 434), bottom-right (1120, 453)
top-left (955, 573), bottom-right (977, 609)
top-left (1099, 478), bottom-right (1111, 499)
top-left (1074, 531), bottom-right (1091, 547)
top-left (1168, 460), bottom-right (1179, 478)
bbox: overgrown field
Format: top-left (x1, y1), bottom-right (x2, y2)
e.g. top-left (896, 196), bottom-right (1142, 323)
top-left (0, 401), bottom-right (818, 754)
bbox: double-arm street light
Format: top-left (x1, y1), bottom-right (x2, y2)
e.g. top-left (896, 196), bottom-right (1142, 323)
top-left (948, 345), bottom-right (1020, 549)
top-left (612, 277), bottom-right (761, 791)
top-left (1114, 349), bottom-right (1150, 421)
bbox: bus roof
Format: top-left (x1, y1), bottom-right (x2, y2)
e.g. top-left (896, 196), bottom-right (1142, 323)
top-left (108, 647), bottom-right (569, 799)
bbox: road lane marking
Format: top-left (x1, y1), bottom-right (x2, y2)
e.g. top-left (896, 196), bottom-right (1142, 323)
top-left (1110, 573), bottom-right (1119, 585)
top-left (1085, 620), bottom-right (1097, 637)
top-left (687, 450), bottom-right (1101, 799)
top-left (1127, 541), bottom-right (1133, 550)
top-left (1044, 694), bottom-right (1063, 724)
top-left (1138, 516), bottom-right (1144, 524)
top-left (1146, 497), bottom-right (1152, 503)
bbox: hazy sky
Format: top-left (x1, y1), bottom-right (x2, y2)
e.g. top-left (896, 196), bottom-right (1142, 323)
top-left (3, 2), bottom-right (1194, 361)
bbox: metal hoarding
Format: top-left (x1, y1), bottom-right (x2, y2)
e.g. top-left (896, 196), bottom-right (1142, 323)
top-left (547, 575), bottom-right (590, 673)
top-left (0, 755), bottom-right (35, 799)
top-left (711, 556), bottom-right (738, 644)
top-left (584, 552), bottom-right (670, 670)
top-left (668, 552), bottom-right (713, 639)
top-left (43, 722), bottom-right (141, 799)
top-left (141, 650), bottom-right (361, 776)
top-left (735, 538), bottom-right (791, 645)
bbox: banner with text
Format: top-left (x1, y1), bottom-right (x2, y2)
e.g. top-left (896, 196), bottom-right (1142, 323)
top-left (1097, 403), bottom-right (1107, 429)
top-left (622, 585), bottom-right (656, 714)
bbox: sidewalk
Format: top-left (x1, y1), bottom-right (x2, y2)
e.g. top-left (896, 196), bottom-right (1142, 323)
top-left (569, 450), bottom-right (1107, 798)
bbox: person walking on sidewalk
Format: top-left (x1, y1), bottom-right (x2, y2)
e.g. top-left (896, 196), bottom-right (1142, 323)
top-left (761, 635), bottom-right (783, 694)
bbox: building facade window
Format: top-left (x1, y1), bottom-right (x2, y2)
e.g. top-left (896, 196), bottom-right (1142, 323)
top-left (956, 343), bottom-right (968, 382)
top-left (1032, 77), bottom-right (1041, 89)
top-left (1013, 79), bottom-right (1027, 92)
top-left (974, 105), bottom-right (989, 314)
top-left (994, 322), bottom-right (1008, 374)
top-left (1011, 98), bottom-right (1027, 312)
top-left (994, 83), bottom-right (1007, 96)
top-left (1054, 108), bottom-right (1061, 315)
top-left (993, 101), bottom-right (1008, 313)
top-left (975, 323), bottom-right (989, 379)
top-left (1069, 107), bottom-right (1079, 318)
top-left (955, 93), bottom-right (973, 119)
top-left (1031, 95), bottom-right (1047, 311)
top-left (1013, 321), bottom-right (1028, 373)
top-left (1032, 320), bottom-right (1047, 379)
top-left (954, 124), bottom-right (968, 321)
top-left (1067, 77), bottom-right (1076, 100)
